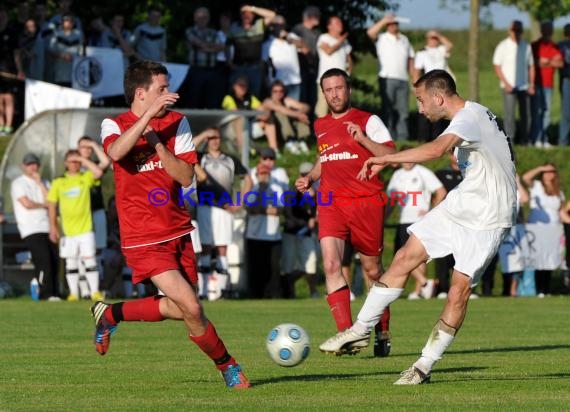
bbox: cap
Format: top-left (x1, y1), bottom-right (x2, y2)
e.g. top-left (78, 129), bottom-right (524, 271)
top-left (22, 153), bottom-right (40, 165)
top-left (259, 147), bottom-right (276, 159)
top-left (299, 162), bottom-right (313, 175)
top-left (256, 163), bottom-right (271, 175)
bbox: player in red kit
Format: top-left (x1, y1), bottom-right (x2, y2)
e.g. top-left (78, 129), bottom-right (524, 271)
top-left (94, 60), bottom-right (250, 389)
top-left (295, 68), bottom-right (396, 356)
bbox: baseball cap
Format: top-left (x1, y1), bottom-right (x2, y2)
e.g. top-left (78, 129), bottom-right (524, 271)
top-left (299, 162), bottom-right (313, 175)
top-left (22, 153), bottom-right (40, 165)
top-left (259, 147), bottom-right (276, 159)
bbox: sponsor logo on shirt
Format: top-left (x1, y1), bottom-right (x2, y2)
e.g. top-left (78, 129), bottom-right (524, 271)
top-left (137, 160), bottom-right (164, 172)
top-left (63, 187), bottom-right (81, 198)
top-left (319, 151), bottom-right (359, 163)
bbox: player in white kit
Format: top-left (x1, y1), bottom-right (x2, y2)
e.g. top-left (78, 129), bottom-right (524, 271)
top-left (319, 69), bottom-right (517, 385)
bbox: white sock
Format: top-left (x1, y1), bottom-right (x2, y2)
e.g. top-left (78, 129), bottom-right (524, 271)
top-left (85, 269), bottom-right (100, 295)
top-left (217, 256), bottom-right (229, 271)
top-left (66, 274), bottom-right (80, 297)
top-left (413, 321), bottom-right (456, 374)
top-left (354, 286), bottom-right (404, 332)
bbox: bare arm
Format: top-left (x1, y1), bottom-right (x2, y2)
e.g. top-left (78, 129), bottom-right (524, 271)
top-left (359, 134), bottom-right (462, 179)
top-left (366, 14), bottom-right (394, 41)
top-left (242, 4), bottom-right (276, 25)
top-left (89, 140), bottom-right (111, 170)
top-left (48, 202), bottom-right (59, 243)
top-left (345, 121), bottom-right (396, 157)
top-left (494, 65), bottom-right (513, 92)
top-left (560, 201), bottom-right (570, 224)
top-left (295, 159), bottom-right (321, 193)
top-left (522, 164), bottom-right (555, 188)
top-left (319, 33), bottom-right (348, 56)
top-left (432, 186), bottom-right (447, 207)
top-left (144, 129), bottom-right (194, 187)
top-left (106, 93), bottom-right (179, 161)
top-left (516, 174), bottom-right (529, 205)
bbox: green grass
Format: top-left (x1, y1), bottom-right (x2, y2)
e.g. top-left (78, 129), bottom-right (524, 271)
top-left (1, 297), bottom-right (570, 411)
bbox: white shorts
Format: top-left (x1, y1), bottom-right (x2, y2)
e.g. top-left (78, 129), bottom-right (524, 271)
top-left (190, 219), bottom-right (202, 254)
top-left (281, 233), bottom-right (318, 274)
top-left (408, 206), bottom-right (509, 285)
top-left (60, 231), bottom-right (96, 259)
top-left (92, 209), bottom-right (108, 250)
top-left (197, 206), bottom-right (233, 246)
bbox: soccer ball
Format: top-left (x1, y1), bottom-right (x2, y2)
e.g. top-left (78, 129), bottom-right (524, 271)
top-left (266, 323), bottom-right (310, 367)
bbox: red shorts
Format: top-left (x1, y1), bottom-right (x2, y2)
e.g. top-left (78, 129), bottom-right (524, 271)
top-left (317, 194), bottom-right (385, 256)
top-left (123, 234), bottom-right (197, 285)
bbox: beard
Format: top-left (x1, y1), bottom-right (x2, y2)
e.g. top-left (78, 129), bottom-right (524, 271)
top-left (328, 98), bottom-right (350, 114)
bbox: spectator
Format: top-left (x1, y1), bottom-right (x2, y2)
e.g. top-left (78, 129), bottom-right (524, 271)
top-left (262, 80), bottom-right (311, 155)
top-left (263, 15), bottom-right (305, 101)
top-left (315, 16), bottom-right (352, 118)
top-left (17, 18), bottom-right (44, 80)
top-left (292, 6), bottom-right (321, 112)
top-left (530, 21), bottom-right (563, 148)
top-left (558, 24), bottom-right (570, 146)
top-left (413, 30), bottom-right (453, 141)
top-left (227, 4), bottom-right (276, 97)
top-left (367, 13), bottom-right (414, 141)
top-left (221, 75), bottom-right (279, 154)
top-left (49, 0), bottom-right (83, 33)
top-left (132, 5), bottom-right (166, 62)
top-left (47, 149), bottom-right (104, 301)
top-left (245, 162), bottom-right (283, 298)
top-left (77, 136), bottom-right (111, 282)
top-left (499, 174), bottom-right (529, 297)
top-left (194, 126), bottom-right (253, 297)
top-left (282, 161), bottom-right (319, 298)
top-left (87, 17), bottom-right (111, 47)
top-left (215, 11), bottom-right (233, 102)
top-left (522, 163), bottom-right (566, 297)
top-left (385, 154), bottom-right (447, 300)
top-left (34, 0), bottom-right (54, 82)
top-left (492, 20), bottom-right (534, 146)
top-left (10, 153), bottom-right (59, 300)
top-left (107, 14), bottom-right (136, 68)
top-left (0, 6), bottom-right (22, 136)
top-left (433, 152), bottom-right (463, 298)
top-left (48, 14), bottom-right (83, 87)
top-left (250, 147), bottom-right (289, 192)
top-left (182, 7), bottom-right (226, 109)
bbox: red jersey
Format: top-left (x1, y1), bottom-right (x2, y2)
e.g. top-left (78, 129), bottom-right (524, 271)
top-left (532, 39), bottom-right (563, 88)
top-left (101, 110), bottom-right (198, 248)
top-left (315, 108), bottom-right (394, 197)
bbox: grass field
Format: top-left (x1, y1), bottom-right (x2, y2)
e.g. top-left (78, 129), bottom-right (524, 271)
top-left (1, 296), bottom-right (569, 411)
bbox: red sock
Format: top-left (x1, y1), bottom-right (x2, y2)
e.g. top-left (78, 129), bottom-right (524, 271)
top-left (326, 287), bottom-right (352, 331)
top-left (120, 296), bottom-right (165, 322)
top-left (190, 322), bottom-right (236, 370)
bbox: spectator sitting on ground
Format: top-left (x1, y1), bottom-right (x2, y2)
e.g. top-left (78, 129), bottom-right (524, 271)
top-left (262, 80), bottom-right (311, 155)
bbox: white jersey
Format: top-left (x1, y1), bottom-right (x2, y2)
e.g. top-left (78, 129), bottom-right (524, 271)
top-left (387, 164), bottom-right (443, 224)
top-left (10, 175), bottom-right (50, 238)
top-left (439, 101), bottom-right (517, 230)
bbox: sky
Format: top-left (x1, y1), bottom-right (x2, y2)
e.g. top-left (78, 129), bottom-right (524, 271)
top-left (393, 0), bottom-right (569, 30)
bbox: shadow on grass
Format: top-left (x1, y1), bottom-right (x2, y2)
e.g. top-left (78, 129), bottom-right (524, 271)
top-left (253, 370), bottom-right (397, 386)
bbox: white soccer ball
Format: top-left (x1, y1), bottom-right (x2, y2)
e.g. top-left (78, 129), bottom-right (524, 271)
top-left (266, 323), bottom-right (310, 367)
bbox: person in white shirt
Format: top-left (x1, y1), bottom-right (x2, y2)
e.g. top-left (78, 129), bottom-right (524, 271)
top-left (492, 20), bottom-right (535, 145)
top-left (367, 13), bottom-right (414, 140)
top-left (10, 153), bottom-right (59, 300)
top-left (386, 158), bottom-right (447, 300)
top-left (319, 69), bottom-right (517, 385)
top-left (315, 15), bottom-right (352, 117)
top-left (414, 30), bottom-right (454, 141)
top-left (262, 15), bottom-right (305, 101)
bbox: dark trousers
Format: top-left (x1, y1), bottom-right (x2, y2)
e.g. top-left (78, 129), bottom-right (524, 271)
top-left (535, 270), bottom-right (552, 295)
top-left (246, 239), bottom-right (281, 298)
top-left (24, 233), bottom-right (59, 299)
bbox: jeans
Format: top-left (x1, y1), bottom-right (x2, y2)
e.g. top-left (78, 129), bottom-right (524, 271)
top-left (501, 88), bottom-right (530, 145)
top-left (379, 77), bottom-right (409, 140)
top-left (559, 78), bottom-right (570, 145)
top-left (530, 86), bottom-right (553, 144)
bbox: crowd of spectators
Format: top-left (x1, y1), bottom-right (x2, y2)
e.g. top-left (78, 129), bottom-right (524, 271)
top-left (2, 3), bottom-right (570, 300)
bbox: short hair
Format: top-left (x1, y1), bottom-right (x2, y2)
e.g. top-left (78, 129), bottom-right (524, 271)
top-left (124, 60), bottom-right (168, 105)
top-left (319, 68), bottom-right (351, 90)
top-left (413, 69), bottom-right (457, 96)
top-left (78, 135), bottom-right (94, 143)
top-left (65, 149), bottom-right (80, 159)
top-left (303, 5), bottom-right (321, 19)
